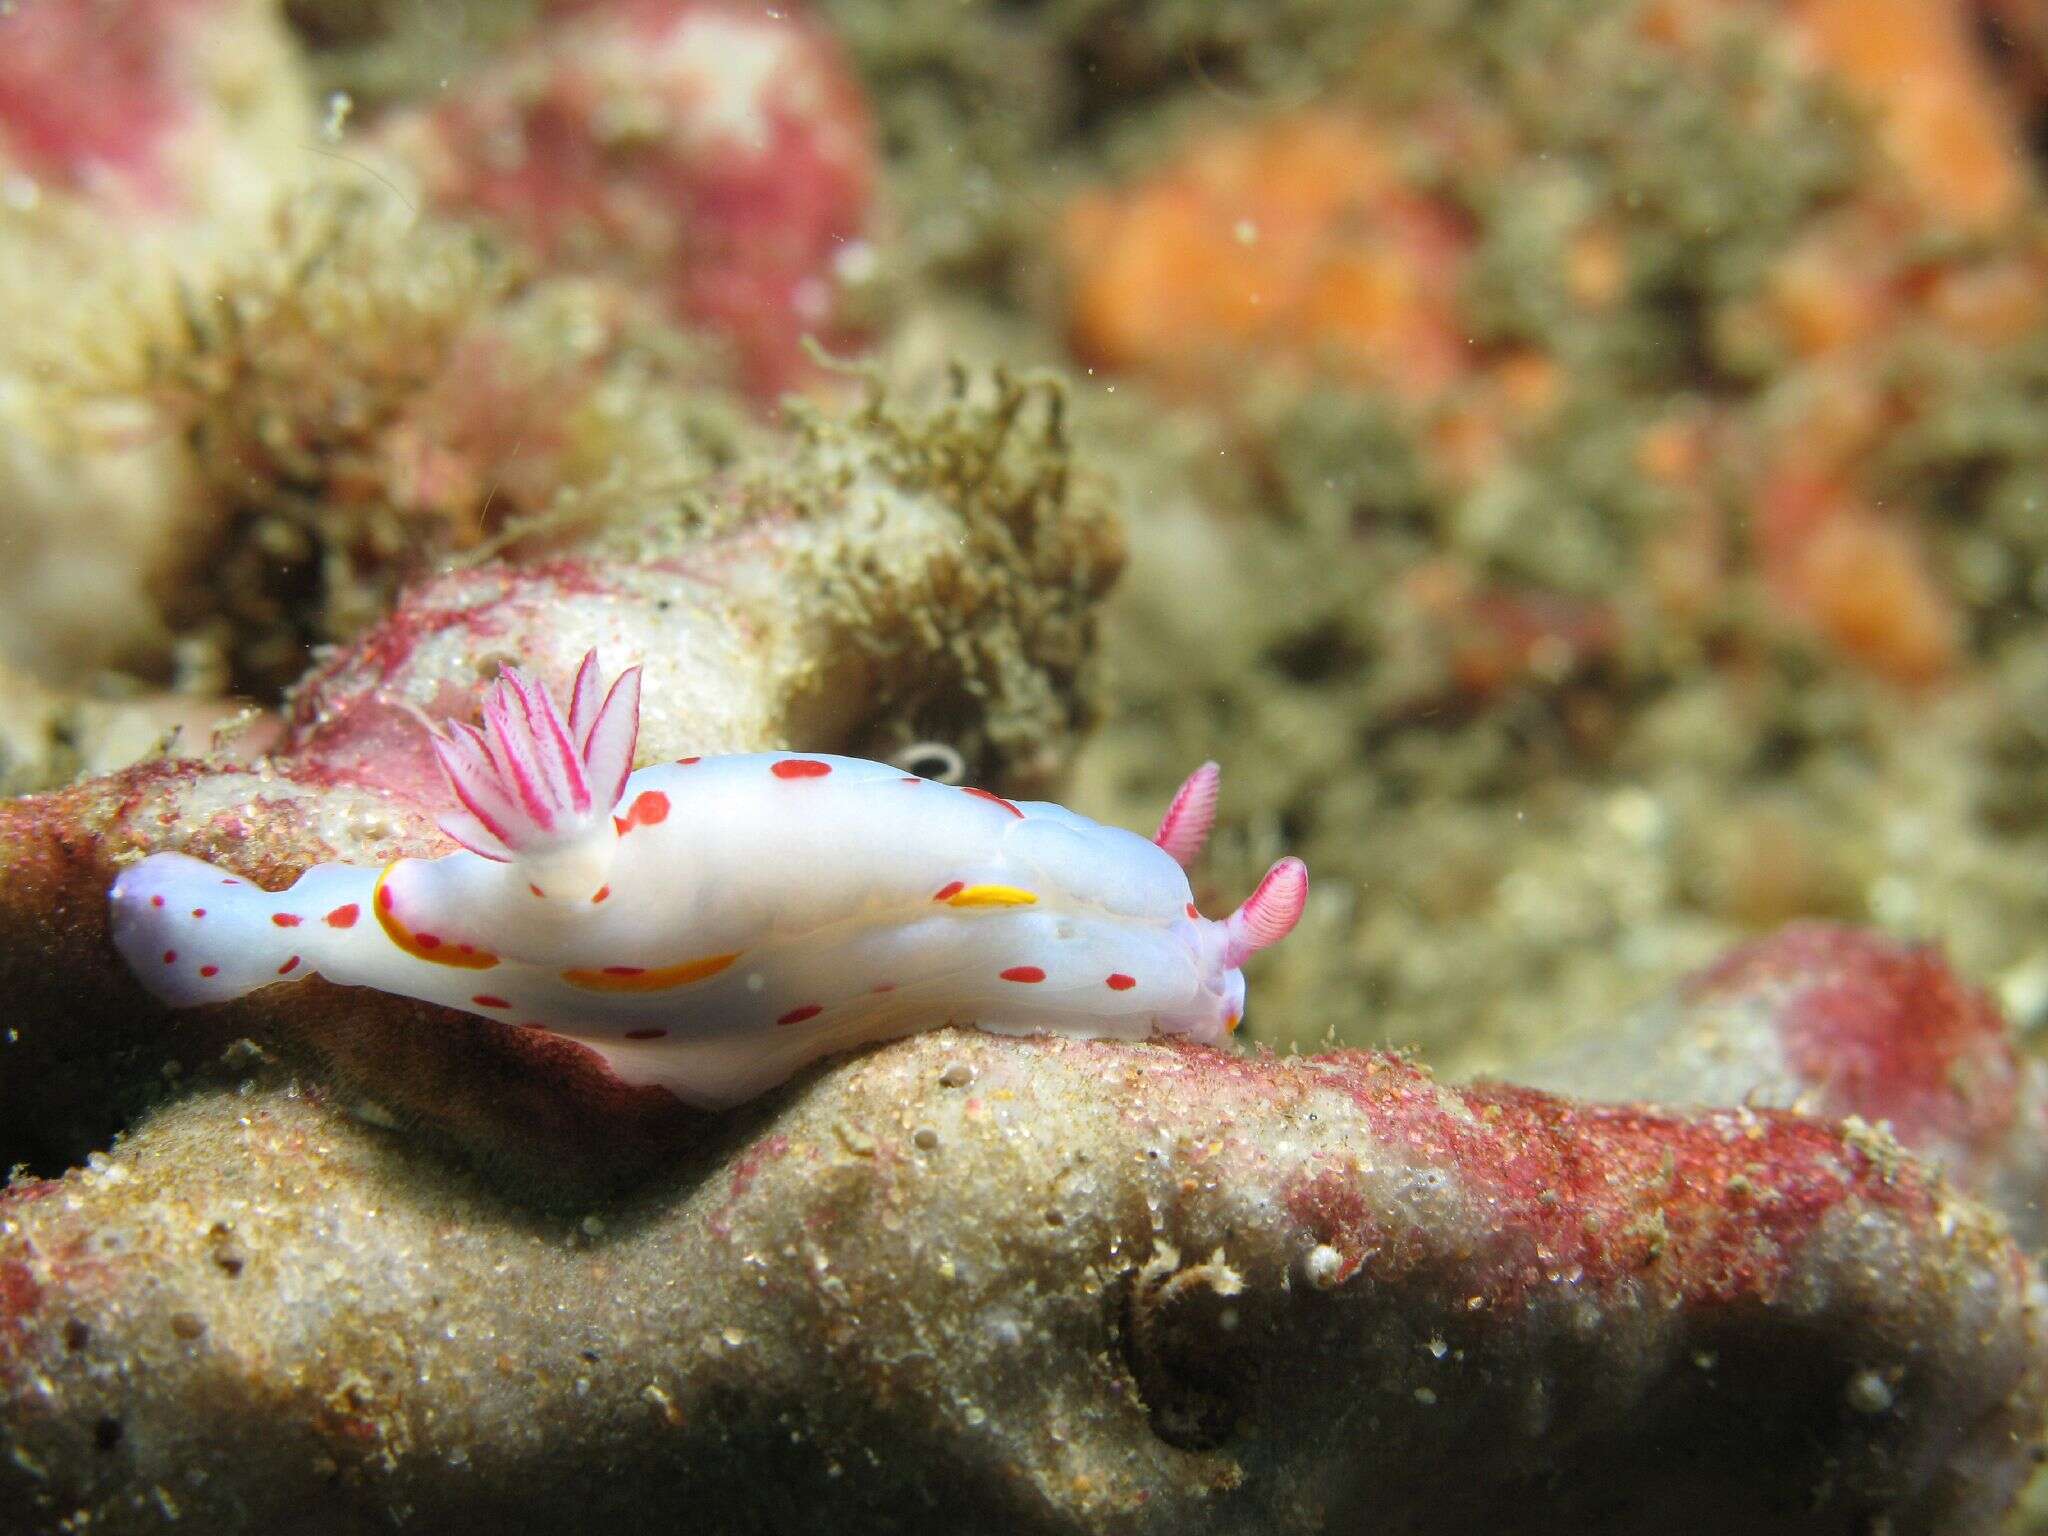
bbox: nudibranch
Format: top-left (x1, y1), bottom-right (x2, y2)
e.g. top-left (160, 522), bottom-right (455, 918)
top-left (108, 654), bottom-right (1307, 1108)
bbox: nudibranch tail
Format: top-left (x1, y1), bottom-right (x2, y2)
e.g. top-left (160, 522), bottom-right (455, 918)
top-left (1154, 761), bottom-right (1221, 869)
top-left (1221, 856), bottom-right (1308, 968)
top-left (109, 852), bottom-right (366, 1009)
top-left (425, 651), bottom-right (641, 866)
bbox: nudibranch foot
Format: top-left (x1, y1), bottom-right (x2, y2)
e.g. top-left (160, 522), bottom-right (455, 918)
top-left (107, 651), bottom-right (1309, 1108)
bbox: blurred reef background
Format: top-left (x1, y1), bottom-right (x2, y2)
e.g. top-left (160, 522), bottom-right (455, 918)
top-left (832, 0), bottom-right (2048, 1076)
top-left (9, 1), bottom-right (2048, 1528)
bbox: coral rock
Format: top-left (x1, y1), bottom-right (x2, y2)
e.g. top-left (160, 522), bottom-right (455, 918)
top-left (0, 0), bottom-right (311, 223)
top-left (0, 1032), bottom-right (2039, 1533)
top-left (380, 0), bottom-right (879, 403)
top-left (1524, 921), bottom-right (2048, 1246)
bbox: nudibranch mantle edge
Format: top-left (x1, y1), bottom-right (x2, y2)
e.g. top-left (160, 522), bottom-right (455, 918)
top-left (109, 653), bottom-right (1307, 1109)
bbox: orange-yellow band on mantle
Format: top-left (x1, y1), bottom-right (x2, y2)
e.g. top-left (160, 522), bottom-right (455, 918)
top-left (945, 884), bottom-right (1039, 908)
top-left (373, 863), bottom-right (501, 970)
top-left (561, 951), bottom-right (741, 992)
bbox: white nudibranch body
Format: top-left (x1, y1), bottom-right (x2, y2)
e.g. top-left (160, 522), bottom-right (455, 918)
top-left (108, 654), bottom-right (1307, 1108)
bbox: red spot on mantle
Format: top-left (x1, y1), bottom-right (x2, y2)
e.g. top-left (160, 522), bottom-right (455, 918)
top-left (278, 956), bottom-right (301, 975)
top-left (472, 995), bottom-right (511, 1009)
top-left (272, 913), bottom-right (302, 928)
top-left (190, 908), bottom-right (205, 918)
top-left (614, 789), bottom-right (671, 835)
top-left (777, 1003), bottom-right (823, 1026)
top-left (1106, 973), bottom-right (1137, 991)
top-left (931, 881), bottom-right (965, 902)
top-left (772, 758), bottom-right (832, 779)
top-left (963, 786), bottom-right (1023, 817)
top-left (161, 950), bottom-right (176, 965)
top-left (1000, 966), bottom-right (1046, 984)
top-left (199, 965), bottom-right (219, 978)
top-left (149, 895), bottom-right (164, 908)
top-left (326, 904), bottom-right (360, 929)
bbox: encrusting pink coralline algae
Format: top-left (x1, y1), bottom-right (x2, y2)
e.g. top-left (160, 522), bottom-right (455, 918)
top-left (0, 0), bottom-right (309, 224)
top-left (1526, 920), bottom-right (2048, 1248)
